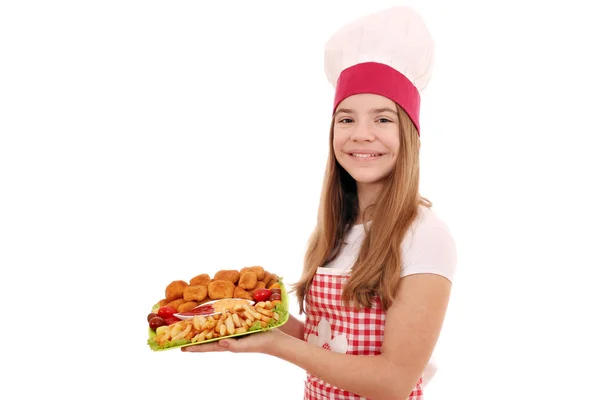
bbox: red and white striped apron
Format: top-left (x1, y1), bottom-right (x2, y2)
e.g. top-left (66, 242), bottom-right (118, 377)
top-left (303, 267), bottom-right (423, 400)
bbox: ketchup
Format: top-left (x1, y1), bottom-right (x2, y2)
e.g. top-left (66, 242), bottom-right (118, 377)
top-left (177, 304), bottom-right (215, 317)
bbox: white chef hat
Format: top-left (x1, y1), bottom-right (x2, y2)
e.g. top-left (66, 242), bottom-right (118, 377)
top-left (324, 6), bottom-right (434, 134)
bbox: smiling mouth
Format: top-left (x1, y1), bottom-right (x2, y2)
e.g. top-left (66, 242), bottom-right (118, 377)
top-left (349, 153), bottom-right (384, 159)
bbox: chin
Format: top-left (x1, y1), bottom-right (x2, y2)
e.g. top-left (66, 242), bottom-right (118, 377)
top-left (346, 170), bottom-right (389, 184)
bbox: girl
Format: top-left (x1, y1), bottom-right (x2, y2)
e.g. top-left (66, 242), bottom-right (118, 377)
top-left (183, 6), bottom-right (457, 400)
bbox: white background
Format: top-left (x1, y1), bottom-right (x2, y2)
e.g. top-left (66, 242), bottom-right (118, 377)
top-left (1, 0), bottom-right (599, 399)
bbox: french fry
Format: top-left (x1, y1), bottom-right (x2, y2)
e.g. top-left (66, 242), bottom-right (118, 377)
top-left (215, 313), bottom-right (226, 332)
top-left (265, 301), bottom-right (273, 310)
top-left (260, 315), bottom-right (271, 323)
top-left (245, 318), bottom-right (253, 326)
top-left (170, 323), bottom-right (182, 338)
top-left (156, 335), bottom-right (170, 346)
top-left (206, 331), bottom-right (214, 340)
top-left (235, 327), bottom-right (248, 334)
top-left (260, 321), bottom-right (267, 328)
top-left (225, 315), bottom-right (235, 335)
top-left (232, 313), bottom-right (241, 328)
top-left (185, 329), bottom-right (197, 341)
top-left (201, 320), bottom-right (216, 331)
top-left (192, 329), bottom-right (207, 343)
top-left (256, 301), bottom-right (266, 308)
top-left (193, 315), bottom-right (207, 330)
top-left (243, 304), bottom-right (262, 320)
top-left (173, 323), bottom-right (192, 341)
top-left (256, 307), bottom-right (273, 317)
top-left (273, 312), bottom-right (279, 321)
top-left (243, 311), bottom-right (255, 322)
top-left (240, 318), bottom-right (249, 329)
top-left (219, 324), bottom-right (227, 336)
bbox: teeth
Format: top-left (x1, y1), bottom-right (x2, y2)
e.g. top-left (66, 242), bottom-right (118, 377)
top-left (351, 153), bottom-right (381, 158)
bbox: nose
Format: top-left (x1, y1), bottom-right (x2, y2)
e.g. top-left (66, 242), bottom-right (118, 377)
top-left (350, 120), bottom-right (375, 142)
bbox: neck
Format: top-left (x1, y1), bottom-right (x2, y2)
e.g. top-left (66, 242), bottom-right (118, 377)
top-left (355, 181), bottom-right (383, 224)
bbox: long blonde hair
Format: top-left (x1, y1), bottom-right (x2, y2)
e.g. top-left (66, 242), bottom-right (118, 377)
top-left (290, 103), bottom-right (431, 313)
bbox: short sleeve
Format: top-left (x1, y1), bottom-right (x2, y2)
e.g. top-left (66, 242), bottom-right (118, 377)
top-left (400, 207), bottom-right (458, 282)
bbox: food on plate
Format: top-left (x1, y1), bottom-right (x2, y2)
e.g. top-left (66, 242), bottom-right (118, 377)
top-left (183, 285), bottom-right (208, 302)
top-left (166, 298), bottom-right (186, 311)
top-left (165, 280), bottom-right (189, 301)
top-left (150, 298), bottom-right (285, 349)
top-left (238, 271), bottom-right (258, 290)
top-left (149, 316), bottom-right (167, 330)
top-left (163, 316), bottom-right (180, 325)
top-left (253, 288), bottom-right (271, 302)
top-left (261, 271), bottom-right (273, 286)
top-left (157, 306), bottom-right (177, 319)
top-left (208, 280), bottom-right (235, 299)
top-left (269, 292), bottom-right (282, 301)
top-left (251, 281), bottom-right (266, 294)
top-left (212, 298), bottom-right (253, 314)
top-left (157, 299), bottom-right (169, 307)
top-left (234, 285), bottom-right (254, 301)
top-left (148, 266), bottom-right (287, 351)
top-left (214, 269), bottom-right (240, 284)
top-left (189, 273), bottom-right (211, 286)
top-left (178, 301), bottom-right (199, 313)
top-left (241, 266), bottom-right (265, 281)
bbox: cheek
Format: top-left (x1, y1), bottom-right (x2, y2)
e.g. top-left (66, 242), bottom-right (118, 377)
top-left (384, 135), bottom-right (400, 157)
top-left (332, 132), bottom-right (346, 155)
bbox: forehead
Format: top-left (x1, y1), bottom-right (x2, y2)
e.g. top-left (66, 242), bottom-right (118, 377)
top-left (335, 93), bottom-right (396, 112)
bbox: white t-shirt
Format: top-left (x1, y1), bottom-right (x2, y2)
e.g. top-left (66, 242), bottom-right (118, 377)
top-left (322, 205), bottom-right (457, 282)
top-left (321, 205), bottom-right (457, 386)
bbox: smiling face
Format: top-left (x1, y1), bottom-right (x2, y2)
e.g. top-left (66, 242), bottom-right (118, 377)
top-left (332, 93), bottom-right (400, 188)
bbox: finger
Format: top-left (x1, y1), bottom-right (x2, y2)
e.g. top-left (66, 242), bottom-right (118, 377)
top-left (217, 338), bottom-right (250, 353)
top-left (181, 342), bottom-right (228, 353)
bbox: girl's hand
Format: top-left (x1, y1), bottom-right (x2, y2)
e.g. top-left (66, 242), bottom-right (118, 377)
top-left (181, 328), bottom-right (286, 354)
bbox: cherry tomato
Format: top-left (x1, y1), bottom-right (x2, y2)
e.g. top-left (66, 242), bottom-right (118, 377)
top-left (147, 312), bottom-right (158, 322)
top-left (269, 293), bottom-right (281, 301)
top-left (149, 316), bottom-right (166, 331)
top-left (163, 316), bottom-right (181, 326)
top-left (253, 288), bottom-right (271, 302)
top-left (157, 306), bottom-right (177, 319)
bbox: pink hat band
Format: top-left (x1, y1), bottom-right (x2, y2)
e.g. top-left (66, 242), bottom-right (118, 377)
top-left (333, 62), bottom-right (421, 134)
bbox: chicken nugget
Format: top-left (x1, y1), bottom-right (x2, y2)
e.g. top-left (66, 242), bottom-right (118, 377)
top-left (178, 301), bottom-right (199, 313)
top-left (251, 281), bottom-right (266, 294)
top-left (241, 266), bottom-right (265, 280)
top-left (183, 285), bottom-right (208, 302)
top-left (214, 270), bottom-right (240, 284)
top-left (267, 273), bottom-right (280, 288)
top-left (198, 297), bottom-right (213, 305)
top-left (166, 298), bottom-right (186, 310)
top-left (234, 286), bottom-right (254, 301)
top-left (238, 271), bottom-right (258, 290)
top-left (189, 273), bottom-right (210, 286)
top-left (261, 272), bottom-right (273, 286)
top-left (157, 298), bottom-right (169, 307)
top-left (208, 280), bottom-right (235, 299)
top-left (165, 280), bottom-right (189, 301)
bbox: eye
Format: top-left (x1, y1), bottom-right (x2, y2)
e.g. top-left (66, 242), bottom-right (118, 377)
top-left (377, 118), bottom-right (393, 123)
top-left (338, 118), bottom-right (353, 124)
